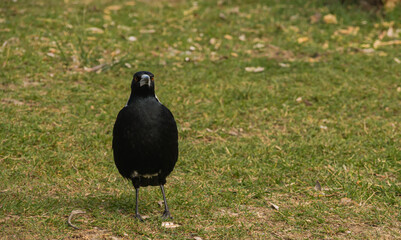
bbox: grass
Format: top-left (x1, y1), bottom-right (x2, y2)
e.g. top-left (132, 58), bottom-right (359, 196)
top-left (1, 0), bottom-right (401, 239)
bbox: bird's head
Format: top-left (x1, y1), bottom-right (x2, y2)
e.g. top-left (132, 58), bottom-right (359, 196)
top-left (131, 71), bottom-right (155, 94)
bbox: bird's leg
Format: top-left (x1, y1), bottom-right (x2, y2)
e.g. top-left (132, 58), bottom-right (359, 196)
top-left (135, 188), bottom-right (143, 221)
top-left (160, 185), bottom-right (172, 219)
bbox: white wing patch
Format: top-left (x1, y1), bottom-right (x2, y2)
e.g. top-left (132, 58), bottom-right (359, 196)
top-left (125, 96), bottom-right (130, 107)
top-left (130, 170), bottom-right (161, 179)
top-left (155, 94), bottom-right (161, 103)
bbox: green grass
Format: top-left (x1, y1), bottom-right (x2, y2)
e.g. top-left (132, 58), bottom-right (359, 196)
top-left (1, 0), bottom-right (401, 239)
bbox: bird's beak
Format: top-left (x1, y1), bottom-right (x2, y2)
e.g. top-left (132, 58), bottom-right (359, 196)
top-left (139, 74), bottom-right (151, 87)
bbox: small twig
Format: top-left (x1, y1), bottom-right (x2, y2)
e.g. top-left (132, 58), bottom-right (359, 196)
top-left (269, 202), bottom-right (279, 210)
top-left (84, 63), bottom-right (107, 72)
top-left (67, 210), bottom-right (86, 229)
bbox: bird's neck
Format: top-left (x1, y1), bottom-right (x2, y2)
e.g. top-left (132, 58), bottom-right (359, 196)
top-left (126, 90), bottom-right (155, 106)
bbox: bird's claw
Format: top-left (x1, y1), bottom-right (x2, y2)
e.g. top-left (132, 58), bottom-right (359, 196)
top-left (135, 213), bottom-right (144, 222)
top-left (161, 210), bottom-right (173, 219)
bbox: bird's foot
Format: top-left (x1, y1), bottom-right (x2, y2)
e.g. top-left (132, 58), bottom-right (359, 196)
top-left (161, 210), bottom-right (173, 219)
top-left (135, 213), bottom-right (144, 222)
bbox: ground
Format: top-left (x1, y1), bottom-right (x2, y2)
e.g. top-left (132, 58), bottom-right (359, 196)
top-left (0, 0), bottom-right (401, 239)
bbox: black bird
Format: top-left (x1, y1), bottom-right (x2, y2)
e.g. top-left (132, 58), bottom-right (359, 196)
top-left (112, 71), bottom-right (178, 220)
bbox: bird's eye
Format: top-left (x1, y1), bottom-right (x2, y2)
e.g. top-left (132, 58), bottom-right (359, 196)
top-left (151, 77), bottom-right (154, 81)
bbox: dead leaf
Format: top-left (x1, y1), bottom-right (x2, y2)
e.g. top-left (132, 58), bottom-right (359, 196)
top-left (111, 49), bottom-right (120, 57)
top-left (209, 38), bottom-right (217, 45)
top-left (288, 26), bottom-right (299, 33)
top-left (124, 1), bottom-right (135, 6)
top-left (224, 34), bottom-right (233, 40)
top-left (193, 237), bottom-right (203, 240)
top-left (387, 27), bottom-right (395, 38)
top-left (380, 21), bottom-right (394, 28)
top-left (296, 97), bottom-right (303, 103)
top-left (238, 34), bottom-right (246, 41)
top-left (334, 26), bottom-right (359, 36)
top-left (384, 0), bottom-right (399, 11)
top-left (104, 5), bottom-right (122, 14)
top-left (245, 67), bottom-right (264, 73)
top-left (310, 13), bottom-right (321, 24)
top-left (117, 25), bottom-right (131, 32)
top-left (183, 5), bottom-right (199, 16)
top-left (362, 48), bottom-right (375, 54)
top-left (320, 125), bottom-right (328, 130)
top-left (228, 130), bottom-right (238, 136)
top-left (297, 37), bottom-right (309, 44)
top-left (323, 14), bottom-right (337, 24)
top-left (253, 43), bottom-right (265, 49)
top-left (308, 56), bottom-right (320, 63)
top-left (103, 15), bottom-right (112, 21)
top-left (340, 197), bottom-right (352, 205)
top-left (127, 36), bottom-right (137, 42)
top-left (47, 52), bottom-right (56, 58)
top-left (86, 27), bottom-right (104, 34)
top-left (161, 222), bottom-right (180, 229)
top-left (378, 51), bottom-right (387, 57)
top-left (279, 63), bottom-right (290, 67)
top-left (374, 40), bottom-right (401, 48)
